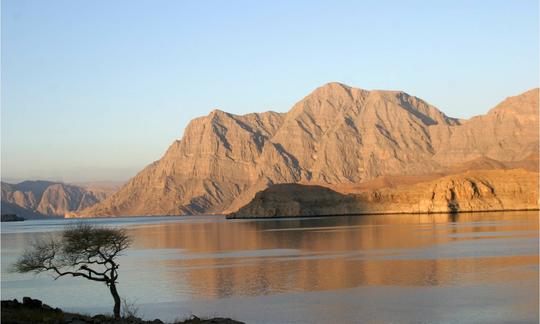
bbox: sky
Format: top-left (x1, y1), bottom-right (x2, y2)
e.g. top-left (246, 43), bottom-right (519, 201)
top-left (1, 0), bottom-right (538, 183)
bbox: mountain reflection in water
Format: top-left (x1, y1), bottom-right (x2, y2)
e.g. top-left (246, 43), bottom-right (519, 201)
top-left (125, 212), bottom-right (538, 299)
top-left (1, 211), bottom-right (538, 323)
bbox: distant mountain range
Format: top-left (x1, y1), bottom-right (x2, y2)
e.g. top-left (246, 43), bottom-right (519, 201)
top-left (71, 83), bottom-right (538, 217)
top-left (0, 181), bottom-right (120, 219)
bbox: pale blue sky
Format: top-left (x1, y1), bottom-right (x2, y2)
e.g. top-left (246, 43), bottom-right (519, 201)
top-left (1, 0), bottom-right (538, 182)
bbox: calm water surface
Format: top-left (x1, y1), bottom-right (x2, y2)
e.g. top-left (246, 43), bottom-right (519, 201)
top-left (1, 211), bottom-right (538, 323)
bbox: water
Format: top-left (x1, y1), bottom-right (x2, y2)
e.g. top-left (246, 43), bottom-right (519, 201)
top-left (1, 211), bottom-right (538, 323)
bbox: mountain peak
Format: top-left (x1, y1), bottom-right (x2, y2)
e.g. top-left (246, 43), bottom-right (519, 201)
top-left (488, 88), bottom-right (539, 115)
top-left (307, 82), bottom-right (357, 99)
top-left (293, 83), bottom-right (371, 116)
top-left (319, 81), bottom-right (352, 90)
top-left (209, 108), bottom-right (227, 116)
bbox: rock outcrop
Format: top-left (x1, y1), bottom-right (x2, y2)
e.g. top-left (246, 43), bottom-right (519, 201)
top-left (227, 169), bottom-right (539, 218)
top-left (79, 84), bottom-right (539, 217)
top-left (1, 181), bottom-right (113, 218)
top-left (1, 297), bottom-right (243, 324)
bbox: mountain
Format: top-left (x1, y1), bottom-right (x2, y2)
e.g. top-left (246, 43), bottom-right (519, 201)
top-left (227, 169), bottom-right (539, 218)
top-left (1, 180), bottom-right (114, 219)
top-left (79, 83), bottom-right (539, 217)
top-left (430, 88), bottom-right (539, 165)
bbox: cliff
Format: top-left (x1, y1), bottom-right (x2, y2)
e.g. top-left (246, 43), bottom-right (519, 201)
top-left (227, 169), bottom-right (539, 218)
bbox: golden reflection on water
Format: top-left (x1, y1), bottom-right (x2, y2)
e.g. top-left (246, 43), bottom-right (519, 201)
top-left (126, 211), bottom-right (539, 299)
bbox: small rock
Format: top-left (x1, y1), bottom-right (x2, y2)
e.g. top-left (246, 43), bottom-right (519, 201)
top-left (91, 314), bottom-right (109, 323)
top-left (22, 296), bottom-right (43, 308)
top-left (64, 313), bottom-right (89, 323)
top-left (1, 299), bottom-right (21, 309)
top-left (69, 320), bottom-right (90, 324)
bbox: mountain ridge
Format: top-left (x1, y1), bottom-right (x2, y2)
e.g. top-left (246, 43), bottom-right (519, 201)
top-left (1, 181), bottom-right (118, 218)
top-left (78, 84), bottom-right (539, 217)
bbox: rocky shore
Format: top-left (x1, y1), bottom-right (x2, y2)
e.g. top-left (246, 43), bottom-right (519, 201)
top-left (1, 297), bottom-right (244, 324)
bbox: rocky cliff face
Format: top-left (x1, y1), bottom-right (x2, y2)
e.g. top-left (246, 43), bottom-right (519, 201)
top-left (227, 169), bottom-right (539, 218)
top-left (1, 181), bottom-right (112, 218)
top-left (431, 88), bottom-right (539, 165)
top-left (80, 84), bottom-right (539, 217)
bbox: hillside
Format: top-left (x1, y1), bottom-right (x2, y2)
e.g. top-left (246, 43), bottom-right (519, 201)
top-left (227, 169), bottom-right (539, 218)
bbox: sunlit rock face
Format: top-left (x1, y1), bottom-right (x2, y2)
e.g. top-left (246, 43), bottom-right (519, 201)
top-left (430, 88), bottom-right (540, 165)
top-left (79, 84), bottom-right (539, 217)
top-left (227, 169), bottom-right (539, 218)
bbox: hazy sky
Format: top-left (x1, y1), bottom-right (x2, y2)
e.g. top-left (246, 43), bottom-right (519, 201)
top-left (1, 0), bottom-right (538, 183)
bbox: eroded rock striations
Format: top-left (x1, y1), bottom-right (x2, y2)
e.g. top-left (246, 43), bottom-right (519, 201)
top-left (80, 84), bottom-right (539, 217)
top-left (227, 169), bottom-right (539, 218)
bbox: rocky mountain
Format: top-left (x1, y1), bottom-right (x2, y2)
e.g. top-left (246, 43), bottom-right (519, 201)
top-left (79, 83), bottom-right (539, 217)
top-left (228, 169), bottom-right (539, 218)
top-left (1, 181), bottom-right (113, 218)
top-left (431, 88), bottom-right (539, 165)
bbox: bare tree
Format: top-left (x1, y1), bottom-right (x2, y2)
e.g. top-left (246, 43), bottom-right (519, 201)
top-left (13, 222), bottom-right (132, 319)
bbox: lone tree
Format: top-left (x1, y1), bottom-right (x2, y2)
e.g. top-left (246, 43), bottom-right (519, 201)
top-left (13, 222), bottom-right (132, 319)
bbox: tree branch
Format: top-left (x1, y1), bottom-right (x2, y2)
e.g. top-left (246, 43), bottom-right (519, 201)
top-left (80, 265), bottom-right (111, 278)
top-left (50, 266), bottom-right (108, 283)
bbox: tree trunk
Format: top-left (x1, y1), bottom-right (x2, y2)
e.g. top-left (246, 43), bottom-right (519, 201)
top-left (109, 282), bottom-right (121, 319)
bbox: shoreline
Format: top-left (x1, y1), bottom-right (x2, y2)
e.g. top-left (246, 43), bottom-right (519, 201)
top-left (15, 208), bottom-right (539, 221)
top-left (1, 297), bottom-right (244, 324)
top-left (226, 207), bottom-right (540, 219)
